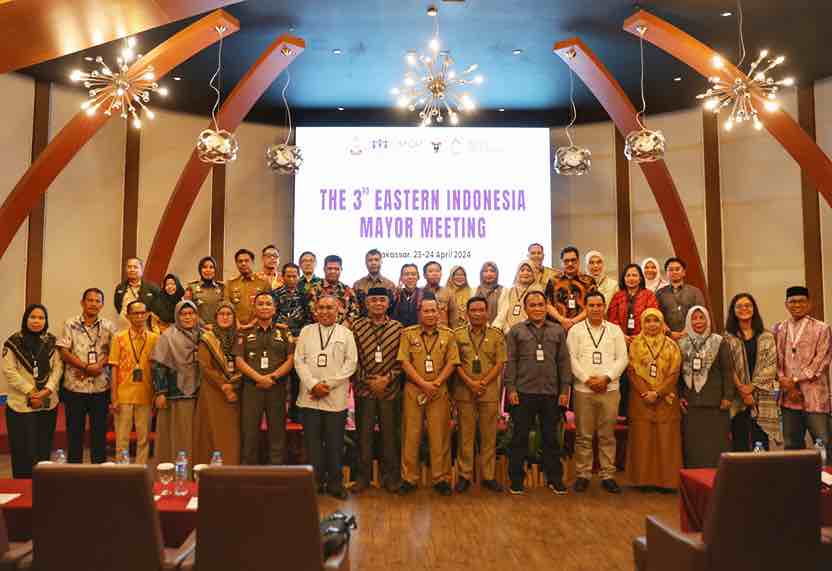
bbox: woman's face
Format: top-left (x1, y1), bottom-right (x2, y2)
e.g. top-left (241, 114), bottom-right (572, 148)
top-left (624, 268), bottom-right (641, 289)
top-left (216, 307), bottom-right (234, 329)
top-left (733, 296), bottom-right (755, 322)
top-left (178, 307), bottom-right (197, 329)
top-left (164, 278), bottom-right (178, 295)
top-left (644, 315), bottom-right (662, 336)
top-left (691, 310), bottom-right (708, 335)
top-left (27, 309), bottom-right (46, 333)
top-left (517, 265), bottom-right (533, 285)
top-left (481, 265), bottom-right (497, 285)
top-left (200, 261), bottom-right (216, 281)
top-left (452, 269), bottom-right (467, 287)
top-left (643, 261), bottom-right (658, 280)
top-left (588, 255), bottom-right (604, 278)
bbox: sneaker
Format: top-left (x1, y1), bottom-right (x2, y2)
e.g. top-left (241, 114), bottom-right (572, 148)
top-left (454, 478), bottom-right (471, 494)
top-left (433, 482), bottom-right (453, 496)
top-left (573, 477), bottom-right (590, 493)
top-left (547, 480), bottom-right (568, 495)
top-left (601, 479), bottom-right (622, 494)
top-left (398, 481), bottom-right (418, 495)
top-left (508, 483), bottom-right (525, 495)
top-left (481, 479), bottom-right (504, 493)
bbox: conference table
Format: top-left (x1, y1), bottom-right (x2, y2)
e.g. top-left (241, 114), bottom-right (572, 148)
top-left (679, 468), bottom-right (832, 533)
top-left (0, 479), bottom-right (199, 547)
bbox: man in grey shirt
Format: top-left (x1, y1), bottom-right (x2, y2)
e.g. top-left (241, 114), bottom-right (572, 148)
top-left (656, 257), bottom-right (706, 340)
top-left (505, 290), bottom-right (572, 495)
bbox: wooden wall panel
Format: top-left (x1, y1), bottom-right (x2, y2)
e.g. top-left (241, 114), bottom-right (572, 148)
top-left (798, 85), bottom-right (824, 319)
top-left (614, 128), bottom-right (631, 274)
top-left (25, 80), bottom-right (50, 305)
top-left (702, 110), bottom-right (725, 328)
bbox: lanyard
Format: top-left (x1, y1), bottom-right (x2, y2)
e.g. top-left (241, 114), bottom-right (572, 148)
top-left (467, 327), bottom-right (487, 359)
top-left (80, 320), bottom-right (101, 348)
top-left (513, 284), bottom-right (531, 304)
top-left (645, 337), bottom-right (667, 364)
top-left (128, 330), bottom-right (147, 365)
top-left (787, 318), bottom-right (809, 354)
top-left (421, 330), bottom-right (440, 357)
top-left (585, 321), bottom-right (607, 349)
top-left (526, 322), bottom-right (546, 348)
top-left (318, 324), bottom-right (336, 352)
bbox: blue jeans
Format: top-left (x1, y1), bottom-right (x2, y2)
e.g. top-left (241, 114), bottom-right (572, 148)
top-left (781, 407), bottom-right (829, 464)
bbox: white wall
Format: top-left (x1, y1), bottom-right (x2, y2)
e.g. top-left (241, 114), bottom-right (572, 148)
top-left (814, 78), bottom-right (832, 319)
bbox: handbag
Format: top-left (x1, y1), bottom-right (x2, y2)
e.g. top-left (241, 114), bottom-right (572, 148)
top-left (319, 510), bottom-right (357, 559)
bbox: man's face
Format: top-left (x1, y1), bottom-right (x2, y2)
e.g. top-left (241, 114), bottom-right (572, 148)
top-left (467, 301), bottom-right (488, 327)
top-left (82, 292), bottom-right (103, 317)
top-left (667, 262), bottom-right (685, 283)
top-left (561, 251), bottom-right (579, 277)
top-left (236, 254), bottom-right (253, 276)
top-left (126, 259), bottom-right (143, 281)
top-left (127, 303), bottom-right (148, 329)
top-left (481, 265), bottom-right (497, 285)
top-left (324, 262), bottom-right (341, 284)
top-left (367, 295), bottom-right (389, 319)
top-left (283, 267), bottom-right (299, 289)
top-left (528, 245), bottom-right (544, 267)
top-left (425, 264), bottom-right (442, 286)
top-left (263, 248), bottom-right (279, 271)
top-left (586, 296), bottom-right (606, 322)
top-left (525, 294), bottom-right (547, 322)
top-left (299, 254), bottom-right (316, 275)
top-left (366, 254), bottom-right (382, 275)
top-left (254, 295), bottom-right (276, 321)
top-left (785, 295), bottom-right (811, 320)
top-left (316, 297), bottom-right (338, 325)
top-left (419, 300), bottom-right (439, 327)
top-left (401, 267), bottom-right (419, 289)
top-left (178, 307), bottom-right (197, 329)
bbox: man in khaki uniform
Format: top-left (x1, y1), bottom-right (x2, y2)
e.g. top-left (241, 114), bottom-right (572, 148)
top-left (453, 296), bottom-right (507, 493)
top-left (225, 248), bottom-right (270, 330)
top-left (423, 260), bottom-right (457, 326)
top-left (397, 296), bottom-right (460, 496)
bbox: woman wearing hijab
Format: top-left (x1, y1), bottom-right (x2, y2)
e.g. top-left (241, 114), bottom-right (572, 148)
top-left (724, 292), bottom-right (781, 451)
top-left (193, 302), bottom-right (241, 465)
top-left (185, 256), bottom-right (226, 327)
top-left (445, 266), bottom-right (473, 328)
top-left (2, 305), bottom-right (63, 478)
top-left (585, 250), bottom-right (618, 308)
top-left (151, 300), bottom-right (202, 463)
top-left (492, 260), bottom-right (542, 334)
top-left (626, 308), bottom-right (683, 490)
top-left (153, 274), bottom-right (185, 332)
top-left (474, 261), bottom-right (503, 324)
top-left (679, 306), bottom-right (735, 468)
top-left (641, 257), bottom-right (669, 293)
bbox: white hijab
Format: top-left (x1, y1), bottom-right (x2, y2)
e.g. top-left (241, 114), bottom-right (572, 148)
top-left (640, 257), bottom-right (667, 292)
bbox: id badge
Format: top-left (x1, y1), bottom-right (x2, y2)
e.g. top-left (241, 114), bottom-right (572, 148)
top-left (567, 297), bottom-right (576, 310)
top-left (535, 347), bottom-right (545, 362)
top-left (374, 347), bottom-right (383, 364)
top-left (627, 317), bottom-right (635, 330)
top-left (472, 358), bottom-right (482, 375)
top-left (132, 368), bottom-right (143, 382)
top-left (87, 351), bottom-right (98, 365)
top-left (512, 304), bottom-right (521, 316)
top-left (317, 353), bottom-right (328, 368)
top-left (260, 354), bottom-right (269, 369)
top-left (592, 351), bottom-right (602, 365)
top-left (692, 357), bottom-right (702, 372)
top-left (226, 358), bottom-right (236, 373)
top-left (33, 364), bottom-right (39, 378)
top-left (425, 358), bottom-right (434, 374)
top-left (649, 363), bottom-right (658, 378)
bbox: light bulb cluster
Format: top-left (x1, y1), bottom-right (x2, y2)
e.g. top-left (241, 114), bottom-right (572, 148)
top-left (70, 37), bottom-right (168, 129)
top-left (697, 50), bottom-right (794, 132)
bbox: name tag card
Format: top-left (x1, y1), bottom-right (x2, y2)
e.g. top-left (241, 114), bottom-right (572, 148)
top-left (260, 355), bottom-right (269, 369)
top-left (512, 304), bottom-right (521, 316)
top-left (472, 358), bottom-right (482, 375)
top-left (592, 351), bottom-right (602, 365)
top-left (425, 358), bottom-right (434, 373)
top-left (627, 317), bottom-right (635, 330)
top-left (567, 298), bottom-right (577, 310)
top-left (87, 351), bottom-right (98, 364)
top-left (132, 368), bottom-right (142, 382)
top-left (226, 359), bottom-right (236, 373)
top-left (317, 353), bottom-right (328, 368)
top-left (535, 346), bottom-right (545, 362)
top-left (692, 357), bottom-right (702, 372)
top-left (649, 363), bottom-right (658, 378)
top-left (374, 347), bottom-right (383, 364)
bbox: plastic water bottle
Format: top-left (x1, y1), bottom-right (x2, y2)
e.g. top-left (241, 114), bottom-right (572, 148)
top-left (815, 438), bottom-right (827, 466)
top-left (52, 449), bottom-right (67, 464)
top-left (174, 451), bottom-right (189, 496)
top-left (117, 450), bottom-right (130, 465)
top-left (752, 441), bottom-right (764, 454)
top-left (210, 451), bottom-right (223, 467)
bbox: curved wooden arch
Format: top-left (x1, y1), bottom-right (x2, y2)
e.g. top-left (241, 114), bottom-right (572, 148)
top-left (144, 34), bottom-right (305, 282)
top-left (623, 9), bottom-right (832, 207)
top-left (554, 37), bottom-right (708, 294)
top-left (0, 9), bottom-right (241, 262)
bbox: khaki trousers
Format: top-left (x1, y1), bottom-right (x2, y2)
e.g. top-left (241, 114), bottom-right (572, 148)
top-left (456, 398), bottom-right (499, 481)
top-left (115, 403), bottom-right (152, 464)
top-left (401, 385), bottom-right (451, 485)
top-left (574, 389), bottom-right (620, 480)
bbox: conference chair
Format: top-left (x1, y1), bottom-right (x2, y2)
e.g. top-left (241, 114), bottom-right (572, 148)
top-left (29, 464), bottom-right (195, 571)
top-left (180, 465), bottom-right (349, 571)
top-left (0, 508), bottom-right (31, 570)
top-left (633, 450), bottom-right (830, 571)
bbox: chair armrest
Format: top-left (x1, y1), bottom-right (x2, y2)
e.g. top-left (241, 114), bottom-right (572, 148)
top-left (323, 543), bottom-right (350, 571)
top-left (179, 549), bottom-right (196, 571)
top-left (162, 530), bottom-right (197, 571)
top-left (1, 540), bottom-right (33, 564)
top-left (645, 516), bottom-right (706, 571)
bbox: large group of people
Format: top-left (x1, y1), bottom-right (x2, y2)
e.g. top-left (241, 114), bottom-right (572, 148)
top-left (2, 243), bottom-right (830, 500)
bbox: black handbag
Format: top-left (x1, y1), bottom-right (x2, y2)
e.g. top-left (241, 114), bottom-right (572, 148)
top-left (319, 511), bottom-right (357, 559)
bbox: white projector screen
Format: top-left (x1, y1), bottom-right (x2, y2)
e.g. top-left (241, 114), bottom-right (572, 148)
top-left (294, 127), bottom-right (552, 286)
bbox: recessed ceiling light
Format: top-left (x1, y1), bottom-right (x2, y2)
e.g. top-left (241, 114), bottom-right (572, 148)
top-left (337, 107), bottom-right (345, 111)
top-left (173, 76), bottom-right (182, 81)
top-left (512, 48), bottom-right (523, 56)
top-left (673, 76), bottom-right (682, 82)
top-left (721, 11), bottom-right (732, 16)
top-left (332, 48), bottom-right (342, 55)
top-left (498, 108), bottom-right (505, 112)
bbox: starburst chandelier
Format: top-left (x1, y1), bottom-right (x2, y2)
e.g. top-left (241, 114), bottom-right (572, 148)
top-left (70, 37), bottom-right (168, 129)
top-left (624, 25), bottom-right (666, 163)
top-left (696, 0), bottom-right (793, 131)
top-left (391, 5), bottom-right (483, 126)
top-left (554, 57), bottom-right (591, 176)
top-left (266, 69), bottom-right (302, 174)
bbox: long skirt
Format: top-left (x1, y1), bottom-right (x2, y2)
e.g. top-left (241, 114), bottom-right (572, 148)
top-left (626, 419), bottom-right (683, 489)
top-left (155, 398), bottom-right (196, 465)
top-left (683, 407), bottom-right (730, 468)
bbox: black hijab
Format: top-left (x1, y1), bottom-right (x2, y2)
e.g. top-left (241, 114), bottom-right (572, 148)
top-left (198, 256), bottom-right (219, 286)
top-left (157, 274), bottom-right (185, 324)
top-left (4, 304), bottom-right (55, 383)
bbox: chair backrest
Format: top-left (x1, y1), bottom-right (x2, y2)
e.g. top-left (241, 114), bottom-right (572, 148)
top-left (196, 465), bottom-right (324, 571)
top-left (703, 450), bottom-right (821, 571)
top-left (0, 507), bottom-right (10, 555)
top-left (33, 464), bottom-right (165, 571)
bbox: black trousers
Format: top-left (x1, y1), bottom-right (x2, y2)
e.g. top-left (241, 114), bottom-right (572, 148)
top-left (302, 408), bottom-right (347, 492)
top-left (63, 390), bottom-right (109, 463)
top-left (509, 393), bottom-right (563, 487)
top-left (730, 408), bottom-right (770, 451)
top-left (241, 381), bottom-right (286, 465)
top-left (356, 395), bottom-right (400, 487)
top-left (6, 406), bottom-right (57, 479)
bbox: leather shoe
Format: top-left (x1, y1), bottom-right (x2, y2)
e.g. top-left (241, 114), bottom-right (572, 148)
top-left (601, 479), bottom-right (622, 494)
top-left (330, 488), bottom-right (349, 500)
top-left (351, 481), bottom-right (369, 495)
top-left (454, 478), bottom-right (471, 494)
top-left (481, 479), bottom-right (504, 493)
top-left (573, 478), bottom-right (590, 493)
top-left (398, 481), bottom-right (418, 495)
top-left (433, 482), bottom-right (453, 496)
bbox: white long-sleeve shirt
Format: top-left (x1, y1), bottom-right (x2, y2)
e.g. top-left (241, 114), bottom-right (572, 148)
top-left (566, 319), bottom-right (628, 393)
top-left (294, 322), bottom-right (358, 412)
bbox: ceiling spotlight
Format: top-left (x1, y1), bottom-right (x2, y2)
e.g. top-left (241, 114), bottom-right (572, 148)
top-left (337, 107), bottom-right (345, 111)
top-left (173, 76), bottom-right (182, 81)
top-left (332, 48), bottom-right (342, 55)
top-left (673, 76), bottom-right (682, 82)
top-left (498, 108), bottom-right (505, 112)
top-left (512, 48), bottom-right (523, 56)
top-left (721, 11), bottom-right (733, 17)
top-left (427, 5), bottom-right (438, 17)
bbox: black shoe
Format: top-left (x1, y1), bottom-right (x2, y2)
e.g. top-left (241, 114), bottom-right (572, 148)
top-left (351, 481), bottom-right (369, 495)
top-left (481, 479), bottom-right (504, 493)
top-left (330, 488), bottom-right (349, 500)
top-left (547, 480), bottom-right (568, 495)
top-left (398, 481), bottom-right (418, 495)
top-left (433, 482), bottom-right (453, 496)
top-left (454, 478), bottom-right (471, 494)
top-left (384, 480), bottom-right (401, 494)
top-left (602, 479), bottom-right (622, 494)
top-left (316, 483), bottom-right (327, 495)
top-left (508, 483), bottom-right (525, 495)
top-left (573, 477), bottom-right (590, 493)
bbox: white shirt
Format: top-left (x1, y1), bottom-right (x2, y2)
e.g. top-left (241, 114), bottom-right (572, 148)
top-left (294, 322), bottom-right (358, 412)
top-left (566, 319), bottom-right (628, 393)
